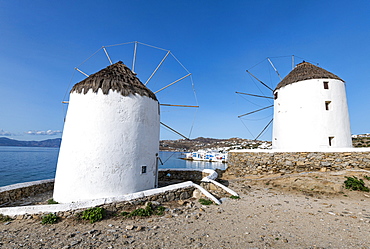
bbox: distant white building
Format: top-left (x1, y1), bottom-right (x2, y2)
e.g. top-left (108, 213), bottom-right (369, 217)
top-left (272, 62), bottom-right (352, 150)
top-left (53, 61), bottom-right (160, 203)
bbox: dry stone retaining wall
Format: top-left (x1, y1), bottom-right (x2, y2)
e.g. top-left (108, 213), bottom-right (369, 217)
top-left (158, 170), bottom-right (203, 182)
top-left (0, 180), bottom-right (54, 206)
top-left (226, 151), bottom-right (370, 177)
top-left (9, 186), bottom-right (195, 220)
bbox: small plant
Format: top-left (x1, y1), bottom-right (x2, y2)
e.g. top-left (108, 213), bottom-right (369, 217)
top-left (47, 198), bottom-right (58, 204)
top-left (121, 211), bottom-right (130, 217)
top-left (41, 213), bottom-right (59, 224)
top-left (199, 198), bottom-right (213, 205)
top-left (81, 207), bottom-right (106, 223)
top-left (129, 207), bottom-right (152, 217)
top-left (155, 206), bottom-right (166, 215)
top-left (230, 195), bottom-right (240, 199)
top-left (364, 175), bottom-right (370, 181)
top-left (121, 203), bottom-right (166, 218)
top-left (0, 214), bottom-right (12, 222)
top-left (344, 176), bottom-right (370, 192)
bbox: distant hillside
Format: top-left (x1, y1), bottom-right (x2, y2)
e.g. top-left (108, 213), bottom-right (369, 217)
top-left (0, 137), bottom-right (61, 148)
top-left (160, 137), bottom-right (271, 151)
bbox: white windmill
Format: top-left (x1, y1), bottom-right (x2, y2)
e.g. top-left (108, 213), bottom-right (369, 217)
top-left (237, 57), bottom-right (352, 151)
top-left (272, 61), bottom-right (352, 150)
top-left (53, 42), bottom-right (198, 203)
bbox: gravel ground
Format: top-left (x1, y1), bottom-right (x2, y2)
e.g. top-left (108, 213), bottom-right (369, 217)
top-left (1, 171), bottom-right (370, 248)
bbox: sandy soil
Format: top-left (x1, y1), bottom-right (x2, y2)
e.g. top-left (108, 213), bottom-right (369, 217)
top-left (1, 170), bottom-right (370, 249)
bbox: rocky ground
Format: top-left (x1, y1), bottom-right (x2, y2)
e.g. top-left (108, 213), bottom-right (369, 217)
top-left (1, 170), bottom-right (370, 248)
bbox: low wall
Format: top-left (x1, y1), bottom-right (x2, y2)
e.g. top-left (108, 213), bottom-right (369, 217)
top-left (158, 169), bottom-right (203, 182)
top-left (158, 169), bottom-right (224, 183)
top-left (15, 186), bottom-right (196, 220)
top-left (226, 150), bottom-right (370, 177)
top-left (0, 181), bottom-right (196, 218)
top-left (0, 169), bottom-right (219, 210)
top-left (0, 179), bottom-right (54, 206)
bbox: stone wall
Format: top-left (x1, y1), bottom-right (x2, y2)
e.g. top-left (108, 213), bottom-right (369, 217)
top-left (0, 180), bottom-right (54, 206)
top-left (158, 169), bottom-right (224, 183)
top-left (1, 170), bottom-right (201, 206)
top-left (226, 151), bottom-right (370, 177)
top-left (8, 186), bottom-right (196, 220)
top-left (158, 170), bottom-right (203, 182)
top-left (1, 169), bottom-right (213, 208)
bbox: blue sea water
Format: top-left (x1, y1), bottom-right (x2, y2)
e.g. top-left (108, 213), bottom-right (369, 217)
top-left (0, 147), bottom-right (227, 187)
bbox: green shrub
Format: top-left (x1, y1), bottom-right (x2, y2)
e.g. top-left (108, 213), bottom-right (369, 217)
top-left (121, 203), bottom-right (166, 218)
top-left (364, 175), bottom-right (370, 181)
top-left (344, 176), bottom-right (370, 192)
top-left (0, 214), bottom-right (12, 222)
top-left (155, 206), bottom-right (166, 215)
top-left (230, 195), bottom-right (240, 199)
top-left (47, 198), bottom-right (59, 204)
top-left (81, 207), bottom-right (106, 223)
top-left (121, 211), bottom-right (130, 217)
top-left (41, 213), bottom-right (59, 224)
top-left (129, 207), bottom-right (152, 217)
top-left (199, 198), bottom-right (213, 205)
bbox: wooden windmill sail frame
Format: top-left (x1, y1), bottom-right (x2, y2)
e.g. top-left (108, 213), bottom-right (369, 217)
top-left (63, 41), bottom-right (199, 140)
top-left (237, 56), bottom-right (303, 141)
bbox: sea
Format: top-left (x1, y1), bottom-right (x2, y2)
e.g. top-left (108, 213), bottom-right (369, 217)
top-left (0, 147), bottom-right (227, 187)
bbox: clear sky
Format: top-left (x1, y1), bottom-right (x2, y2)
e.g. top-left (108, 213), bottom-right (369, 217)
top-left (1, 1), bottom-right (370, 141)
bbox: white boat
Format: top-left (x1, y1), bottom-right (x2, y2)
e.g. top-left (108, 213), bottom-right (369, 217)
top-left (182, 150), bottom-right (227, 163)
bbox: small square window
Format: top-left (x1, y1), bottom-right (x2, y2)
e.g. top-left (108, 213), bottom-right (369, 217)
top-left (323, 81), bottom-right (329, 89)
top-left (328, 136), bottom-right (334, 146)
top-left (141, 166), bottom-right (147, 174)
top-left (325, 101), bottom-right (331, 111)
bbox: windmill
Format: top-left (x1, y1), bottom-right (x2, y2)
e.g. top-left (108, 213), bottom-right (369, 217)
top-left (237, 56), bottom-right (352, 150)
top-left (54, 42), bottom-right (199, 203)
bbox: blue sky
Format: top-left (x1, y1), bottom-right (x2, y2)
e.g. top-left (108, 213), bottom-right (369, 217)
top-left (1, 1), bottom-right (370, 141)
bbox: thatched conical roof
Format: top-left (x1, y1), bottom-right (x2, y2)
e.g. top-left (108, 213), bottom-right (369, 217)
top-left (71, 61), bottom-right (157, 101)
top-left (275, 62), bottom-right (344, 90)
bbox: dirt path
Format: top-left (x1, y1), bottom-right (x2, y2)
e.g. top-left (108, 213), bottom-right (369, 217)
top-left (1, 171), bottom-right (370, 248)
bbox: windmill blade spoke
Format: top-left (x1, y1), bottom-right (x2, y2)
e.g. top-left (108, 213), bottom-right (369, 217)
top-left (238, 105), bottom-right (273, 118)
top-left (236, 92), bottom-right (273, 99)
top-left (145, 51), bottom-right (171, 85)
top-left (102, 46), bottom-right (113, 65)
top-left (160, 122), bottom-right (189, 140)
top-left (160, 104), bottom-right (199, 108)
top-left (154, 73), bottom-right (192, 94)
top-left (254, 118), bottom-right (273, 141)
top-left (74, 67), bottom-right (89, 77)
top-left (132, 41), bottom-right (138, 73)
top-left (246, 70), bottom-right (273, 92)
top-left (267, 57), bottom-right (282, 80)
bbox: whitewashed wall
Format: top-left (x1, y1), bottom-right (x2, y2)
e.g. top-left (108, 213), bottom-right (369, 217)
top-left (272, 78), bottom-right (352, 150)
top-left (53, 89), bottom-right (160, 203)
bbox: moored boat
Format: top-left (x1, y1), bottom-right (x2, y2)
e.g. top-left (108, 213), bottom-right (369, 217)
top-left (182, 150), bottom-right (227, 163)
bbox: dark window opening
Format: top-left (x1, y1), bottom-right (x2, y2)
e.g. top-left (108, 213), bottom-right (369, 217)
top-left (141, 166), bottom-right (147, 174)
top-left (274, 92), bottom-right (278, 100)
top-left (323, 81), bottom-right (329, 89)
top-left (325, 101), bottom-right (331, 111)
top-left (328, 136), bottom-right (334, 146)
